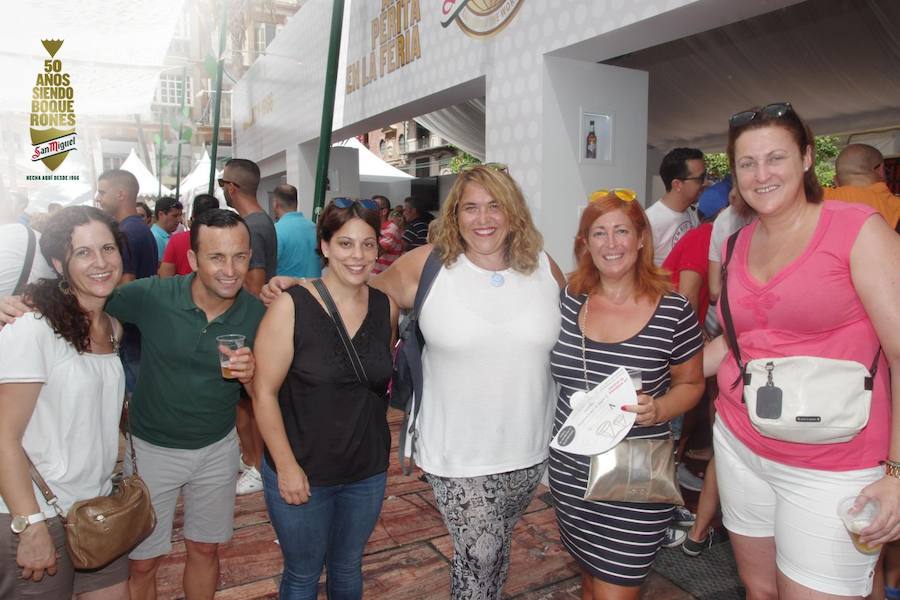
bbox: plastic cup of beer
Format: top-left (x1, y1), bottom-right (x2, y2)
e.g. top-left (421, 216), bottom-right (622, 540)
top-left (837, 495), bottom-right (882, 555)
top-left (625, 368), bottom-right (643, 394)
top-left (216, 334), bottom-right (245, 379)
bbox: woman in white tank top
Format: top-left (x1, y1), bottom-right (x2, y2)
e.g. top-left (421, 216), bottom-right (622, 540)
top-left (376, 166), bottom-right (566, 599)
top-left (264, 166), bottom-right (565, 599)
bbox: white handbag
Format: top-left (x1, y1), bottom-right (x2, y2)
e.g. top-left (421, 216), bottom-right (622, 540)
top-left (720, 232), bottom-right (880, 445)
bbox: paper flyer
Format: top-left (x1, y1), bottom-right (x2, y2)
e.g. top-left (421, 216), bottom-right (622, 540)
top-left (550, 367), bottom-right (637, 456)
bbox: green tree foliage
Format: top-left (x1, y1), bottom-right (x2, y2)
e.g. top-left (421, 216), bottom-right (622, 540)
top-left (448, 148), bottom-right (479, 173)
top-left (704, 134), bottom-right (841, 187)
top-left (814, 135), bottom-right (839, 188)
top-left (705, 153), bottom-right (730, 180)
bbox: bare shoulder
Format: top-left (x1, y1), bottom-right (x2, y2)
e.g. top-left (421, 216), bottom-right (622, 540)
top-left (545, 253), bottom-right (567, 289)
top-left (370, 244), bottom-right (436, 310)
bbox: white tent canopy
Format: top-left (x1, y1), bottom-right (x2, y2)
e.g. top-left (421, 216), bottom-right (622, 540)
top-left (121, 149), bottom-right (172, 198)
top-left (179, 150), bottom-right (222, 201)
top-left (333, 138), bottom-right (414, 183)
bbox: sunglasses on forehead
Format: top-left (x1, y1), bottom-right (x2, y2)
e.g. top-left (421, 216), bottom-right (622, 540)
top-left (589, 188), bottom-right (637, 203)
top-left (461, 162), bottom-right (509, 174)
top-left (729, 102), bottom-right (795, 129)
top-left (332, 197), bottom-right (379, 211)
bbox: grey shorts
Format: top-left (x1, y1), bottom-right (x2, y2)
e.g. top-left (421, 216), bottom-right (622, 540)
top-left (0, 514), bottom-right (129, 598)
top-left (125, 429), bottom-right (239, 560)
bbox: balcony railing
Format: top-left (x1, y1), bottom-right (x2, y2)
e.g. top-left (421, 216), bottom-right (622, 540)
top-left (399, 134), bottom-right (448, 154)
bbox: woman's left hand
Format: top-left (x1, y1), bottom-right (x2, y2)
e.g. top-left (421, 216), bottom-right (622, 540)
top-left (622, 394), bottom-right (660, 427)
top-left (858, 475), bottom-right (900, 546)
top-left (226, 347), bottom-right (255, 385)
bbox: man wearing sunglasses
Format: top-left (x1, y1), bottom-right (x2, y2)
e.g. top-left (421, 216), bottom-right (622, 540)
top-left (218, 158), bottom-right (277, 497)
top-left (646, 147), bottom-right (708, 266)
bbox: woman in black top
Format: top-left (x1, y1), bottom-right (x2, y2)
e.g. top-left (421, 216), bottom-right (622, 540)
top-left (253, 199), bottom-right (398, 600)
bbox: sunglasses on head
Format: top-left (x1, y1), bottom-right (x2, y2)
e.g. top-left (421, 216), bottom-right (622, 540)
top-left (462, 162), bottom-right (509, 174)
top-left (729, 102), bottom-right (794, 129)
top-left (589, 188), bottom-right (637, 203)
top-left (333, 197), bottom-right (380, 211)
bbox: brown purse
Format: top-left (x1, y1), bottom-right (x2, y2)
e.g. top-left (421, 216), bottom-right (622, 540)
top-left (26, 399), bottom-right (156, 569)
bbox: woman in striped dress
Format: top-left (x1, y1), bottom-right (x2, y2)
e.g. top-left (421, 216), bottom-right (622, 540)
top-left (549, 189), bottom-right (704, 599)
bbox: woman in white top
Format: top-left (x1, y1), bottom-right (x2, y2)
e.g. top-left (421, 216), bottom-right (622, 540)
top-left (0, 206), bottom-right (128, 599)
top-left (264, 165), bottom-right (566, 599)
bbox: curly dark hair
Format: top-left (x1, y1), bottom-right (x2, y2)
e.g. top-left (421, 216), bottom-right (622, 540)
top-left (21, 206), bottom-right (125, 353)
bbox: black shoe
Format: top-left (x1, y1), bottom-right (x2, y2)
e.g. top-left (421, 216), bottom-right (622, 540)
top-left (682, 527), bottom-right (715, 557)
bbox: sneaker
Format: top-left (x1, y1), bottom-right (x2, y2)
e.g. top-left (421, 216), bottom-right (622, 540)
top-left (682, 527), bottom-right (715, 557)
top-left (239, 456), bottom-right (251, 473)
top-left (661, 526), bottom-right (687, 548)
top-left (672, 506), bottom-right (696, 527)
top-left (677, 462), bottom-right (704, 492)
top-left (236, 466), bottom-right (263, 495)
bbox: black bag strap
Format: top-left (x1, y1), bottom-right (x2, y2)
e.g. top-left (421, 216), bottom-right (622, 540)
top-left (719, 230), bottom-right (882, 393)
top-left (26, 396), bottom-right (140, 520)
top-left (13, 224), bottom-right (36, 296)
top-left (397, 248), bottom-right (443, 475)
top-left (718, 231), bottom-right (746, 391)
top-left (312, 278), bottom-right (368, 384)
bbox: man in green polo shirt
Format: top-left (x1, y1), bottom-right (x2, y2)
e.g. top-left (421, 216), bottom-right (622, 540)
top-left (106, 209), bottom-right (266, 600)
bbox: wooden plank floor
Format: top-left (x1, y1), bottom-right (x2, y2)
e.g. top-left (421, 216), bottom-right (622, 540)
top-left (152, 410), bottom-right (696, 599)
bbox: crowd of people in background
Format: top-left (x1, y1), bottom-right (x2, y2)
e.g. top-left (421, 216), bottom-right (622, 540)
top-left (0, 102), bottom-right (898, 600)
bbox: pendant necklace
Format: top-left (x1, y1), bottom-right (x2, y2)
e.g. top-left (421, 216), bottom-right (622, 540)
top-left (490, 272), bottom-right (505, 287)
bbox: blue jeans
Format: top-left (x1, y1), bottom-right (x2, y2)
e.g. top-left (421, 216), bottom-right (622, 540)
top-left (262, 458), bottom-right (386, 600)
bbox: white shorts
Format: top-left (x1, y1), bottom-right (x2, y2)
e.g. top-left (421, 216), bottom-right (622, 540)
top-left (714, 418), bottom-right (882, 597)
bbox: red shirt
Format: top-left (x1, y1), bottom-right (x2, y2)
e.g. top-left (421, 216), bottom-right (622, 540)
top-left (662, 223), bottom-right (712, 324)
top-left (161, 230), bottom-right (193, 275)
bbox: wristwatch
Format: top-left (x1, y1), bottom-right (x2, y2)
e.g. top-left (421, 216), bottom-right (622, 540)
top-left (10, 512), bottom-right (47, 534)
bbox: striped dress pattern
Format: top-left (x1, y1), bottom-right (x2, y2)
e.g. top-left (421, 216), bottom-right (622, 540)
top-left (548, 286), bottom-right (703, 586)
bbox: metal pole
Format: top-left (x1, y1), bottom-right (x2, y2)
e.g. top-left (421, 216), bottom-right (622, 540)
top-left (312, 0), bottom-right (345, 221)
top-left (175, 65), bottom-right (187, 200)
top-left (208, 0), bottom-right (228, 195)
top-left (158, 118), bottom-right (163, 199)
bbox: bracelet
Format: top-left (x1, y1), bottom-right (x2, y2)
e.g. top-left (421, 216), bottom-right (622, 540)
top-left (880, 459), bottom-right (900, 479)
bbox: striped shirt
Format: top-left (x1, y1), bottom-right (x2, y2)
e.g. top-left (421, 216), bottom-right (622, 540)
top-left (548, 286), bottom-right (703, 585)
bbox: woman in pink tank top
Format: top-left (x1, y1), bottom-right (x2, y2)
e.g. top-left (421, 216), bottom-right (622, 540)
top-left (710, 103), bottom-right (900, 599)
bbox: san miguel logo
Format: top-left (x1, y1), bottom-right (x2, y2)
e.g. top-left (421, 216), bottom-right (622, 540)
top-left (441, 0), bottom-right (524, 38)
top-left (30, 39), bottom-right (77, 172)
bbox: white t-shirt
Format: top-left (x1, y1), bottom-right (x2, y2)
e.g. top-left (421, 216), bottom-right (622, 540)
top-left (0, 313), bottom-right (124, 516)
top-left (415, 253), bottom-right (561, 477)
top-left (708, 206), bottom-right (756, 263)
top-left (645, 200), bottom-right (699, 266)
top-left (0, 224), bottom-right (55, 296)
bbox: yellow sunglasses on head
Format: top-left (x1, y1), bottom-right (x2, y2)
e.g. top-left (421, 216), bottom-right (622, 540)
top-left (589, 188), bottom-right (637, 203)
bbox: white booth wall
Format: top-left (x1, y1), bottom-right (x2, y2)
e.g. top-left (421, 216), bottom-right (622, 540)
top-left (233, 0), bottom-right (798, 270)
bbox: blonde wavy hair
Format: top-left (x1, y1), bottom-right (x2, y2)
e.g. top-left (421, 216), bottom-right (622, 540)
top-left (430, 165), bottom-right (543, 273)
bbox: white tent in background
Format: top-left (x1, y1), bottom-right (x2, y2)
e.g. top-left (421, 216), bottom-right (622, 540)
top-left (333, 138), bottom-right (414, 183)
top-left (178, 150), bottom-right (225, 216)
top-left (121, 149), bottom-right (172, 198)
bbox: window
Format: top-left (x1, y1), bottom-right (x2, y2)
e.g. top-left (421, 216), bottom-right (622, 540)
top-left (103, 155), bottom-right (126, 172)
top-left (379, 139), bottom-right (386, 155)
top-left (398, 134), bottom-right (405, 153)
top-left (255, 23), bottom-right (276, 54)
top-left (415, 158), bottom-right (430, 178)
top-left (156, 74), bottom-right (192, 106)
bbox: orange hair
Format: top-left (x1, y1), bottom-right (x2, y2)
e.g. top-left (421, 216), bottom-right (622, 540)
top-left (568, 194), bottom-right (671, 300)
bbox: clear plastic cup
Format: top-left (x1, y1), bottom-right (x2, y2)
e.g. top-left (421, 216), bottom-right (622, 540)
top-left (837, 495), bottom-right (881, 555)
top-left (216, 334), bottom-right (245, 379)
